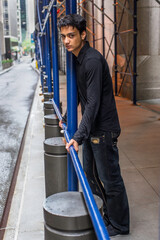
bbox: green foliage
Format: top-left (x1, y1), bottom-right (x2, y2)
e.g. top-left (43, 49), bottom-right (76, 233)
top-left (22, 39), bottom-right (35, 53)
top-left (2, 59), bottom-right (13, 64)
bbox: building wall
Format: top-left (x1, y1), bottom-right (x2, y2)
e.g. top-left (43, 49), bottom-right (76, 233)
top-left (137, 0), bottom-right (160, 100)
top-left (8, 0), bottom-right (18, 37)
top-left (20, 0), bottom-right (27, 41)
top-left (17, 0), bottom-right (22, 43)
top-left (0, 0), bottom-right (5, 56)
top-left (3, 0), bottom-right (9, 36)
top-left (25, 0), bottom-right (35, 40)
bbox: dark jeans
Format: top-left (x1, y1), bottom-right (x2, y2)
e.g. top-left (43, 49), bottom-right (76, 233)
top-left (83, 131), bottom-right (129, 232)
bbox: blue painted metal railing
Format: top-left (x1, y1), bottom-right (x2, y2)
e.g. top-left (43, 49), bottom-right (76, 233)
top-left (51, 99), bottom-right (110, 240)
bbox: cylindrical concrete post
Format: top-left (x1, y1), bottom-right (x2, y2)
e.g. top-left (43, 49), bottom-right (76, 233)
top-left (44, 101), bottom-right (55, 115)
top-left (44, 137), bottom-right (67, 197)
top-left (43, 86), bottom-right (48, 93)
top-left (44, 114), bottom-right (62, 139)
top-left (44, 92), bottom-right (53, 102)
top-left (44, 192), bottom-right (103, 240)
top-left (43, 101), bottom-right (62, 115)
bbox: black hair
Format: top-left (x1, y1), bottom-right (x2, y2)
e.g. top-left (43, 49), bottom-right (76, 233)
top-left (58, 14), bottom-right (86, 34)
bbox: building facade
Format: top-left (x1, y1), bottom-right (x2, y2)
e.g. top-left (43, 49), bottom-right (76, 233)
top-left (26, 0), bottom-right (35, 40)
top-left (2, 0), bottom-right (19, 59)
top-left (20, 0), bottom-right (27, 41)
top-left (0, 0), bottom-right (5, 63)
top-left (17, 0), bottom-right (22, 43)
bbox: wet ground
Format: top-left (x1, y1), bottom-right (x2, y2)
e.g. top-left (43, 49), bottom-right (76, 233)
top-left (0, 57), bottom-right (38, 223)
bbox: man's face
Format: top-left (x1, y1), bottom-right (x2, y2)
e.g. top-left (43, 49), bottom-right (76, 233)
top-left (60, 26), bottom-right (86, 56)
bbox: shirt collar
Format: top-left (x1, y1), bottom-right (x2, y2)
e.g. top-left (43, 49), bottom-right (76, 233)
top-left (76, 41), bottom-right (90, 64)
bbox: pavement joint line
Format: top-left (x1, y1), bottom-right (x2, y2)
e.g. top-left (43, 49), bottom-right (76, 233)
top-left (13, 97), bottom-right (35, 240)
top-left (121, 148), bottom-right (160, 198)
top-left (0, 227), bottom-right (15, 231)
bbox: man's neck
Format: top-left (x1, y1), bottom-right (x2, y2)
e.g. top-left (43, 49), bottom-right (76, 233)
top-left (72, 41), bottom-right (86, 57)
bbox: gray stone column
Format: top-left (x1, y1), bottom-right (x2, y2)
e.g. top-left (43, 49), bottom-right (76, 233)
top-left (137, 0), bottom-right (160, 100)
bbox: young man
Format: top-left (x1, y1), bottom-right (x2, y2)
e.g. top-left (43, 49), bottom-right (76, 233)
top-left (58, 14), bottom-right (129, 237)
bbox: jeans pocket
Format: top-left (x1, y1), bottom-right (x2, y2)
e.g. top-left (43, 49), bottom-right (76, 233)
top-left (91, 135), bottom-right (105, 144)
top-left (111, 131), bottom-right (120, 147)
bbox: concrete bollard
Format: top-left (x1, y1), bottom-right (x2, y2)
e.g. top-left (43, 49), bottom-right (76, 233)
top-left (44, 137), bottom-right (67, 197)
top-left (43, 86), bottom-right (48, 93)
top-left (44, 92), bottom-right (53, 102)
top-left (43, 101), bottom-right (55, 115)
top-left (44, 114), bottom-right (62, 139)
top-left (43, 192), bottom-right (103, 240)
top-left (43, 101), bottom-right (63, 115)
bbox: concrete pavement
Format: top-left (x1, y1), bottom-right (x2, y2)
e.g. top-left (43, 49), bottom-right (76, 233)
top-left (2, 70), bottom-right (160, 240)
top-left (0, 57), bottom-right (38, 226)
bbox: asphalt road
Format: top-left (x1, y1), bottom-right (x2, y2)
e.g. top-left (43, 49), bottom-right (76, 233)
top-left (0, 57), bottom-right (38, 223)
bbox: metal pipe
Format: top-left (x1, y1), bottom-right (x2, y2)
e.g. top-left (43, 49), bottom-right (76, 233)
top-left (51, 0), bottom-right (60, 107)
top-left (133, 0), bottom-right (137, 105)
top-left (37, 35), bottom-right (44, 90)
top-left (92, 0), bottom-right (95, 48)
top-left (65, 0), bottom-right (78, 191)
top-left (79, 0), bottom-right (114, 23)
top-left (42, 0), bottom-right (55, 32)
top-left (36, 0), bottom-right (43, 32)
top-left (117, 0), bottom-right (133, 16)
top-left (79, 5), bottom-right (103, 27)
top-left (44, 0), bottom-right (52, 92)
top-left (114, 0), bottom-right (118, 95)
top-left (51, 99), bottom-right (110, 240)
top-left (102, 0), bottom-right (105, 57)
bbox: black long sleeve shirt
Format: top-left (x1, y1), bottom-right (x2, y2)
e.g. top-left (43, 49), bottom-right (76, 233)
top-left (72, 41), bottom-right (120, 145)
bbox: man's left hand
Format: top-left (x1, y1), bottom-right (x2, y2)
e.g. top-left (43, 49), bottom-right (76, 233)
top-left (66, 139), bottom-right (79, 153)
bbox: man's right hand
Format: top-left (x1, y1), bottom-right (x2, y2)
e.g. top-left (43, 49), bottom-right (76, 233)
top-left (59, 120), bottom-right (63, 128)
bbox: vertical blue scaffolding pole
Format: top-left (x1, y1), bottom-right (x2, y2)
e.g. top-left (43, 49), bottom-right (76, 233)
top-left (42, 33), bottom-right (46, 78)
top-left (39, 37), bottom-right (44, 92)
top-left (66, 0), bottom-right (78, 191)
top-left (92, 0), bottom-right (95, 48)
top-left (51, 0), bottom-right (60, 107)
top-left (39, 0), bottom-right (45, 91)
top-left (44, 0), bottom-right (52, 92)
top-left (133, 0), bottom-right (137, 105)
top-left (114, 0), bottom-right (118, 96)
top-left (102, 0), bottom-right (105, 57)
top-left (40, 0), bottom-right (47, 83)
top-left (42, 0), bottom-right (48, 85)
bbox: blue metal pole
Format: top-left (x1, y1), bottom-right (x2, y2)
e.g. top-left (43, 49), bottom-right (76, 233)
top-left (36, 0), bottom-right (44, 90)
top-left (133, 0), bottom-right (137, 105)
top-left (66, 0), bottom-right (78, 191)
top-left (51, 0), bottom-right (60, 108)
top-left (44, 0), bottom-right (52, 93)
top-left (114, 0), bottom-right (118, 96)
top-left (37, 0), bottom-right (43, 32)
top-left (42, 0), bottom-right (47, 84)
top-left (38, 36), bottom-right (44, 90)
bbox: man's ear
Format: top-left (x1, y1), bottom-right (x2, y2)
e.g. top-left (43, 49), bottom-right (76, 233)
top-left (81, 31), bottom-right (86, 40)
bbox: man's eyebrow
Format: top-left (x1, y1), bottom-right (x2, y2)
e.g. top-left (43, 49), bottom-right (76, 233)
top-left (61, 32), bottom-right (76, 36)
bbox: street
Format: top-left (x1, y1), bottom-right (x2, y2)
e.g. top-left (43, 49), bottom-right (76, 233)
top-left (0, 57), bottom-right (38, 223)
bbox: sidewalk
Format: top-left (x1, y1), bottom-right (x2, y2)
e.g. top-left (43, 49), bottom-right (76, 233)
top-left (3, 73), bottom-right (160, 240)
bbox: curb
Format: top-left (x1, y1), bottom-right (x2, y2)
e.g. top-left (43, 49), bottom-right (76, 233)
top-left (30, 63), bottom-right (40, 75)
top-left (0, 66), bottom-right (14, 76)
